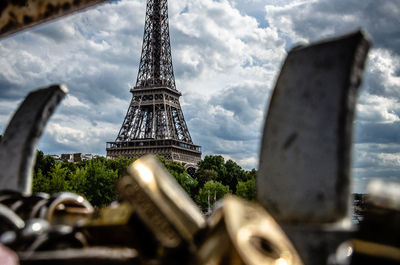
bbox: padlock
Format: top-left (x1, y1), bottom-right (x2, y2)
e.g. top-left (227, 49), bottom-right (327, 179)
top-left (196, 195), bottom-right (303, 265)
top-left (117, 155), bottom-right (206, 250)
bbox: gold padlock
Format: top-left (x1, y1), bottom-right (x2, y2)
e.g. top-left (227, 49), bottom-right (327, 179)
top-left (80, 202), bottom-right (140, 247)
top-left (117, 155), bottom-right (206, 249)
top-left (196, 195), bottom-right (304, 265)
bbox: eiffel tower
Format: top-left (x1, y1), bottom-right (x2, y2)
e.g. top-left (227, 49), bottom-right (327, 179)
top-left (106, 0), bottom-right (201, 171)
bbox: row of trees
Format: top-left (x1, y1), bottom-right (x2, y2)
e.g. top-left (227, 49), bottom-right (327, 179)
top-left (33, 151), bottom-right (257, 210)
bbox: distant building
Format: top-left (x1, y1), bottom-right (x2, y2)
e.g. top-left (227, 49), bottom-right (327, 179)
top-left (82, 154), bottom-right (93, 160)
top-left (46, 154), bottom-right (60, 160)
top-left (60, 153), bottom-right (99, 162)
top-left (61, 153), bottom-right (73, 162)
top-left (73, 153), bottom-right (83, 162)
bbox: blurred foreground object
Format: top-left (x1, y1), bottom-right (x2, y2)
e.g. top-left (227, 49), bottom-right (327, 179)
top-left (118, 155), bottom-right (206, 249)
top-left (196, 195), bottom-right (303, 265)
top-left (330, 180), bottom-right (400, 265)
top-left (257, 31), bottom-right (372, 265)
top-left (258, 31), bottom-right (370, 223)
top-left (0, 85), bottom-right (67, 195)
top-left (0, 0), bottom-right (107, 39)
top-left (0, 244), bottom-right (18, 265)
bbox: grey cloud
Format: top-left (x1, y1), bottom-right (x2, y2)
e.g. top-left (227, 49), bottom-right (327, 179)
top-left (285, 0), bottom-right (400, 51)
top-left (39, 128), bottom-right (113, 155)
top-left (39, 131), bottom-right (78, 154)
top-left (185, 85), bottom-right (267, 143)
top-left (210, 83), bottom-right (269, 125)
top-left (193, 126), bottom-right (260, 169)
top-left (363, 54), bottom-right (400, 99)
top-left (183, 82), bottom-right (269, 169)
top-left (355, 121), bottom-right (400, 144)
top-left (353, 165), bottom-right (400, 183)
top-left (0, 79), bottom-right (25, 100)
top-left (352, 142), bottom-right (400, 192)
top-left (54, 100), bottom-right (124, 126)
top-left (65, 68), bottom-right (133, 105)
top-left (32, 23), bottom-right (76, 43)
top-left (356, 143), bottom-right (400, 154)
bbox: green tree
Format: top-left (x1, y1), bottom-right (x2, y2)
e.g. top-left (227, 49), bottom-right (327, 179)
top-left (60, 160), bottom-right (78, 175)
top-left (171, 171), bottom-right (198, 197)
top-left (156, 155), bottom-right (168, 167)
top-left (195, 169), bottom-right (218, 188)
top-left (156, 159), bottom-right (198, 197)
top-left (166, 161), bottom-right (185, 175)
top-left (197, 155), bottom-right (227, 182)
top-left (236, 177), bottom-right (256, 201)
top-left (34, 150), bottom-right (55, 177)
top-left (196, 180), bottom-right (231, 210)
top-left (32, 169), bottom-right (50, 193)
top-left (224, 159), bottom-right (245, 192)
top-left (81, 158), bottom-right (119, 207)
top-left (196, 156), bottom-right (251, 193)
top-left (48, 163), bottom-right (70, 194)
top-left (243, 169), bottom-right (257, 181)
top-left (32, 150), bottom-right (260, 208)
top-left (105, 156), bottom-right (136, 177)
top-left (70, 167), bottom-right (87, 195)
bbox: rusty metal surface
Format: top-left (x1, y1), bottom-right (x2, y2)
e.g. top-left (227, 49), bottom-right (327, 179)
top-left (0, 85), bottom-right (67, 195)
top-left (257, 31), bottom-right (370, 224)
top-left (0, 0), bottom-right (107, 39)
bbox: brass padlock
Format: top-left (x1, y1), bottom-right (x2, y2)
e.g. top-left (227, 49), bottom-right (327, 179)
top-left (196, 195), bottom-right (304, 265)
top-left (117, 155), bottom-right (206, 249)
top-left (80, 202), bottom-right (141, 248)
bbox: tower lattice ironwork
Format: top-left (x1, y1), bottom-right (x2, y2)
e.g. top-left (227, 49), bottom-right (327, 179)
top-left (107, 0), bottom-right (201, 170)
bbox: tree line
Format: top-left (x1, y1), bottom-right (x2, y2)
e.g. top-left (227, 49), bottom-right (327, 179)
top-left (33, 151), bottom-right (256, 210)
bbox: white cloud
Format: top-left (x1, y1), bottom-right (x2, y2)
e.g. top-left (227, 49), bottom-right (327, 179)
top-left (0, 99), bottom-right (23, 132)
top-left (357, 93), bottom-right (400, 123)
top-left (43, 118), bottom-right (117, 154)
top-left (352, 143), bottom-right (400, 192)
top-left (378, 153), bottom-right (400, 167)
top-left (171, 0), bottom-right (286, 98)
top-left (366, 48), bottom-right (400, 98)
top-left (62, 95), bottom-right (90, 108)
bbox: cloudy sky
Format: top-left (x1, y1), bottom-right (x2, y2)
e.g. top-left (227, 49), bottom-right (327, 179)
top-left (0, 0), bottom-right (399, 192)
